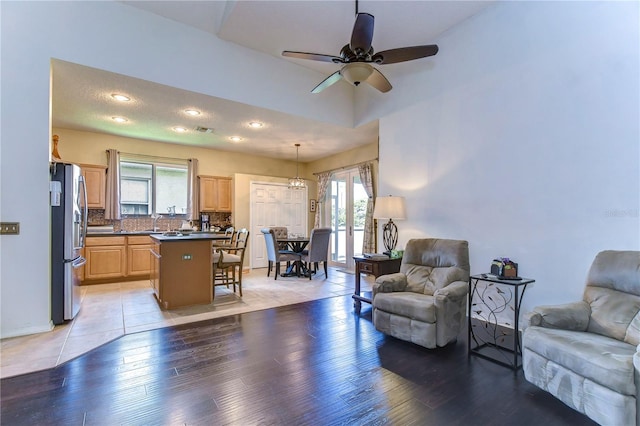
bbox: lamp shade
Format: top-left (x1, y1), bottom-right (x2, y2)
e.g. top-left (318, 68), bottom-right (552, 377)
top-left (373, 196), bottom-right (406, 220)
top-left (341, 63), bottom-right (373, 86)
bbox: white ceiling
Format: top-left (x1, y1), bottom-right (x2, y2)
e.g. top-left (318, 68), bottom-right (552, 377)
top-left (51, 1), bottom-right (494, 162)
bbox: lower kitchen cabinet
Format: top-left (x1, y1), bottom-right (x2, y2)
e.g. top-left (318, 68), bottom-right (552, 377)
top-left (83, 235), bottom-right (153, 283)
top-left (127, 236), bottom-right (153, 277)
top-left (84, 237), bottom-right (127, 281)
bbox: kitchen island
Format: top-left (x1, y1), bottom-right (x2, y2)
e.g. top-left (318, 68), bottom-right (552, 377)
top-left (150, 233), bottom-right (229, 309)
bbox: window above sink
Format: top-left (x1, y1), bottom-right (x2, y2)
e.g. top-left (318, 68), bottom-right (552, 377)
top-left (120, 155), bottom-right (188, 217)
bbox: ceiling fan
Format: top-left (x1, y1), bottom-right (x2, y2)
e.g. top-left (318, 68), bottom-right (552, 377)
top-left (282, 12), bottom-right (438, 94)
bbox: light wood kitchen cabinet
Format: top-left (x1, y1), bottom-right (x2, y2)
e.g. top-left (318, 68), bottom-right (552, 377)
top-left (80, 164), bottom-right (107, 209)
top-left (199, 176), bottom-right (232, 212)
top-left (127, 236), bottom-right (152, 277)
top-left (84, 236), bottom-right (126, 280)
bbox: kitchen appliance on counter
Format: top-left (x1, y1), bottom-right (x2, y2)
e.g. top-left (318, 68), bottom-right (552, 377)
top-left (87, 225), bottom-right (114, 234)
top-left (50, 162), bottom-right (87, 324)
top-left (200, 213), bottom-right (210, 232)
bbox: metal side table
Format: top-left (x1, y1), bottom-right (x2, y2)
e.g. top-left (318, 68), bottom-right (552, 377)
top-left (468, 274), bottom-right (534, 370)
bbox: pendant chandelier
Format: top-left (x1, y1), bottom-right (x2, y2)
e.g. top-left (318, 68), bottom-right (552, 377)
top-left (288, 143), bottom-right (306, 190)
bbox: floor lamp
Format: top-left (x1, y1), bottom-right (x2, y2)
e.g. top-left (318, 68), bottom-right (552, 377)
top-left (373, 196), bottom-right (406, 255)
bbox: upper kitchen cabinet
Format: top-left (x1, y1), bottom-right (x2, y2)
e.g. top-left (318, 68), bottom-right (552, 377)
top-left (199, 176), bottom-right (231, 212)
top-left (80, 164), bottom-right (107, 209)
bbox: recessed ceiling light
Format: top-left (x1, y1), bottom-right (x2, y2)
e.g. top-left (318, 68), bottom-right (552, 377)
top-left (173, 127), bottom-right (188, 133)
top-left (248, 121), bottom-right (263, 128)
top-left (229, 136), bottom-right (243, 142)
top-left (184, 109), bottom-right (201, 116)
top-left (112, 116), bottom-right (128, 123)
top-left (111, 94), bottom-right (130, 102)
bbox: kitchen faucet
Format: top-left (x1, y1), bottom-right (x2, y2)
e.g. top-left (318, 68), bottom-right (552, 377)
top-left (152, 214), bottom-right (163, 232)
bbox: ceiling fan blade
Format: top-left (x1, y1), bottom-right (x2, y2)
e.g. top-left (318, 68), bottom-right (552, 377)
top-left (372, 45), bottom-right (439, 64)
top-left (350, 13), bottom-right (374, 55)
top-left (365, 68), bottom-right (392, 93)
top-left (311, 71), bottom-right (343, 94)
top-left (282, 50), bottom-right (343, 63)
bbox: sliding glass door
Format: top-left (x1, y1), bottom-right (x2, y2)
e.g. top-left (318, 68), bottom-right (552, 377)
top-left (327, 169), bottom-right (368, 271)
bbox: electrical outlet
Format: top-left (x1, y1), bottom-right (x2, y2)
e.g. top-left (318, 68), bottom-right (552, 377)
top-left (0, 222), bottom-right (20, 235)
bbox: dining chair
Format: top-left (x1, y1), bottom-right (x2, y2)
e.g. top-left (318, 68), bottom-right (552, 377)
top-left (261, 228), bottom-right (300, 279)
top-left (300, 227), bottom-right (332, 279)
top-left (213, 228), bottom-right (249, 296)
top-left (270, 226), bottom-right (289, 251)
top-left (212, 226), bottom-right (235, 250)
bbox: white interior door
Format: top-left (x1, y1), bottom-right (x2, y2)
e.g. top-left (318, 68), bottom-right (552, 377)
top-left (250, 182), bottom-right (307, 269)
top-left (326, 169), bottom-right (368, 271)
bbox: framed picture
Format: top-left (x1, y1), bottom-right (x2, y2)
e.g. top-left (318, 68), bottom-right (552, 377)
top-left (310, 199), bottom-right (317, 212)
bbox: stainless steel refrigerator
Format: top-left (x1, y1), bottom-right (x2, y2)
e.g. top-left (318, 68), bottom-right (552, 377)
top-left (50, 162), bottom-right (87, 324)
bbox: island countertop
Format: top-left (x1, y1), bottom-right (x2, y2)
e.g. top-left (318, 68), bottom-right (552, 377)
top-left (150, 232), bottom-right (230, 242)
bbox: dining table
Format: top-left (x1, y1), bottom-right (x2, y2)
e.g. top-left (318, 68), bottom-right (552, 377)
top-left (277, 236), bottom-right (310, 277)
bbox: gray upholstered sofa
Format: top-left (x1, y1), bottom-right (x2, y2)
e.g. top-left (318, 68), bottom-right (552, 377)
top-left (372, 238), bottom-right (470, 349)
top-left (522, 250), bottom-right (640, 426)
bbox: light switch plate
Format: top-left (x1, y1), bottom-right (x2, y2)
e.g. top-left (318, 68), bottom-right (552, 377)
top-left (0, 222), bottom-right (20, 235)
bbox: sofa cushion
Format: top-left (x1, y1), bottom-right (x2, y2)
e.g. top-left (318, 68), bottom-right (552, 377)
top-left (524, 326), bottom-right (636, 395)
top-left (373, 292), bottom-right (436, 324)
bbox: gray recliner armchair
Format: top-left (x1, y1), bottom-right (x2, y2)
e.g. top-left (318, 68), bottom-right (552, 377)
top-left (372, 238), bottom-right (470, 349)
top-left (522, 250), bottom-right (640, 426)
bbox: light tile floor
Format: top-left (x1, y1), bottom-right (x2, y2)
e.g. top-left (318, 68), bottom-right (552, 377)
top-left (0, 267), bottom-right (373, 379)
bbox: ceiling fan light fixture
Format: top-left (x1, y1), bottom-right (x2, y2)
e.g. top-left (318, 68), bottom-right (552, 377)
top-left (341, 62), bottom-right (373, 86)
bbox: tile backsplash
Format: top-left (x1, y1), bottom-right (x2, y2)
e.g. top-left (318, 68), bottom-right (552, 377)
top-left (87, 210), bottom-right (232, 231)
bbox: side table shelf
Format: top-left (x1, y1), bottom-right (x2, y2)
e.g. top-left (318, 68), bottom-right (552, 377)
top-left (353, 256), bottom-right (402, 314)
top-left (468, 274), bottom-right (535, 370)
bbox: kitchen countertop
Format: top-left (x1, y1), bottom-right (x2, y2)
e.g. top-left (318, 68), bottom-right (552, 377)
top-left (86, 231), bottom-right (226, 237)
top-left (150, 232), bottom-right (230, 242)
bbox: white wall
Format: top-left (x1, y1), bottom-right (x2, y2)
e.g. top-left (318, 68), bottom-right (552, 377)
top-left (375, 1), bottom-right (639, 316)
top-left (0, 1), bottom-right (352, 338)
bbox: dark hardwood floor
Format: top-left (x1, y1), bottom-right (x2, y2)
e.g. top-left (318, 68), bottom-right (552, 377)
top-left (1, 296), bottom-right (594, 425)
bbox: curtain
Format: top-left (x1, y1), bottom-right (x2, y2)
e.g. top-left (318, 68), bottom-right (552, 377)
top-left (314, 172), bottom-right (331, 228)
top-left (187, 158), bottom-right (199, 221)
top-left (358, 162), bottom-right (376, 254)
top-left (104, 149), bottom-right (121, 220)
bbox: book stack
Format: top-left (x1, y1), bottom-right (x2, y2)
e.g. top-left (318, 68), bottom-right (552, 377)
top-left (363, 253), bottom-right (389, 260)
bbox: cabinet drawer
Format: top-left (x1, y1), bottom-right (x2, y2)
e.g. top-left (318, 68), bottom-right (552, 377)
top-left (359, 262), bottom-right (373, 273)
top-left (127, 235), bottom-right (152, 245)
top-left (86, 236), bottom-right (126, 246)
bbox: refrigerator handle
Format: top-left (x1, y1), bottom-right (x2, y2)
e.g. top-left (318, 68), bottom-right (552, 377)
top-left (72, 256), bottom-right (87, 268)
top-left (78, 175), bottom-right (88, 248)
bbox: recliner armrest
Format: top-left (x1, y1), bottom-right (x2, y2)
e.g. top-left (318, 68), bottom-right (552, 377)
top-left (523, 301), bottom-right (591, 331)
top-left (434, 280), bottom-right (468, 301)
top-left (373, 273), bottom-right (407, 298)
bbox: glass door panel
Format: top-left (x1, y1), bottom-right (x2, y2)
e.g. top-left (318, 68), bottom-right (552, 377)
top-left (327, 169), bottom-right (368, 271)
